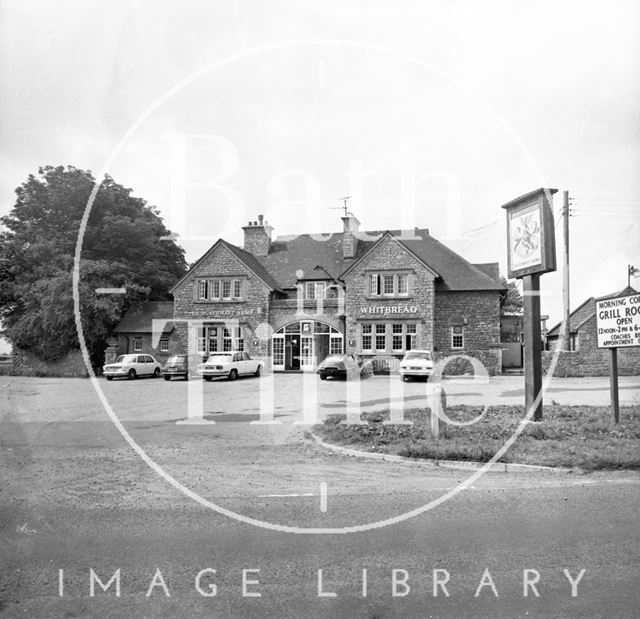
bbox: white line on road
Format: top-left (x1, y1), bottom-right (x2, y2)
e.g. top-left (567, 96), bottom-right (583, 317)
top-left (258, 493), bottom-right (316, 498)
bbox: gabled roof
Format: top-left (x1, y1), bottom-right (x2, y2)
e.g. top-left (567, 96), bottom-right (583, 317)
top-left (114, 301), bottom-right (174, 333)
top-left (178, 227), bottom-right (503, 293)
top-left (169, 239), bottom-right (280, 294)
top-left (546, 285), bottom-right (638, 337)
top-left (336, 228), bottom-right (502, 291)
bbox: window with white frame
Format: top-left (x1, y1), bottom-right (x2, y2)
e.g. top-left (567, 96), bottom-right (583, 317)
top-left (361, 323), bottom-right (372, 351)
top-left (397, 274), bottom-right (408, 295)
top-left (451, 326), bottom-right (464, 349)
top-left (133, 336), bottom-right (142, 352)
top-left (222, 281), bottom-right (231, 300)
top-left (198, 280), bottom-right (208, 300)
top-left (273, 337), bottom-right (284, 366)
top-left (223, 327), bottom-right (233, 351)
top-left (212, 280), bottom-right (220, 299)
top-left (392, 324), bottom-right (403, 351)
top-left (369, 272), bottom-right (411, 297)
top-left (369, 274), bottom-right (379, 296)
top-left (330, 338), bottom-right (343, 355)
top-left (234, 327), bottom-right (244, 351)
top-left (197, 327), bottom-right (207, 353)
top-left (208, 327), bottom-right (218, 353)
top-left (159, 337), bottom-right (169, 352)
top-left (382, 274), bottom-right (395, 295)
top-left (375, 324), bottom-right (386, 351)
top-left (406, 323), bottom-right (417, 350)
top-left (304, 281), bottom-right (327, 299)
top-left (197, 278), bottom-right (243, 300)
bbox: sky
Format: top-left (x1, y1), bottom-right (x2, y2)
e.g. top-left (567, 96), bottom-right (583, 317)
top-left (1, 0), bottom-right (639, 328)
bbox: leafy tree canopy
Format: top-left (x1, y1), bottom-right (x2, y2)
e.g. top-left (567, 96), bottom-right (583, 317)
top-left (500, 276), bottom-right (523, 314)
top-left (0, 165), bottom-right (186, 366)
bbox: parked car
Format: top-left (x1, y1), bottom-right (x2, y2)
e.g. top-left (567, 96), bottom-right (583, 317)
top-left (317, 354), bottom-right (373, 380)
top-left (197, 351), bottom-right (263, 381)
top-left (103, 354), bottom-right (162, 380)
top-left (162, 354), bottom-right (192, 381)
top-left (399, 350), bottom-right (434, 381)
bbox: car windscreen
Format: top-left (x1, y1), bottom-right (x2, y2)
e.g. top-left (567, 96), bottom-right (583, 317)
top-left (404, 352), bottom-right (432, 361)
top-left (167, 356), bottom-right (186, 364)
top-left (115, 355), bottom-right (137, 363)
top-left (206, 355), bottom-right (233, 363)
top-left (321, 356), bottom-right (345, 365)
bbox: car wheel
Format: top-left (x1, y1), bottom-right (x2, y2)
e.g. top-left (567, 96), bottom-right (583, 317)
top-left (153, 368), bottom-right (161, 378)
top-left (228, 369), bottom-right (238, 381)
top-left (402, 375), bottom-right (409, 382)
top-left (163, 375), bottom-right (170, 381)
top-left (204, 376), bottom-right (213, 382)
top-left (184, 375), bottom-right (189, 381)
top-left (105, 376), bottom-right (113, 381)
top-left (254, 365), bottom-right (261, 377)
top-left (320, 374), bottom-right (327, 380)
top-left (127, 369), bottom-right (137, 380)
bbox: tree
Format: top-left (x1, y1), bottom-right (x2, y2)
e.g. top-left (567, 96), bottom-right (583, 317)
top-left (500, 276), bottom-right (523, 313)
top-left (0, 165), bottom-right (186, 367)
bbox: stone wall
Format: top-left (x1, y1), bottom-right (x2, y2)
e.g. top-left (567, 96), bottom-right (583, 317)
top-left (544, 314), bottom-right (640, 377)
top-left (12, 348), bottom-right (89, 377)
top-left (434, 291), bottom-right (502, 375)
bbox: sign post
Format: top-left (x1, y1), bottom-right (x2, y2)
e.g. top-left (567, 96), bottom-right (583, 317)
top-left (595, 291), bottom-right (640, 424)
top-left (502, 188), bottom-right (557, 422)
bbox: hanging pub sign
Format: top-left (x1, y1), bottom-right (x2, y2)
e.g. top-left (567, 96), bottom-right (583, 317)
top-left (502, 188), bottom-right (557, 279)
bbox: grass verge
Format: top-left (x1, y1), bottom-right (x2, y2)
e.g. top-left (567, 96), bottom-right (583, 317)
top-left (312, 405), bottom-right (640, 470)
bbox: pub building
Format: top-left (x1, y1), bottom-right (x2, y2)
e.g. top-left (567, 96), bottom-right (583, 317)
top-left (152, 213), bottom-right (505, 375)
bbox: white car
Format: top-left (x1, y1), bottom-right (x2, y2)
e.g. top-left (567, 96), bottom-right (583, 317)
top-left (399, 350), bottom-right (434, 381)
top-left (103, 353), bottom-right (162, 380)
top-left (197, 351), bottom-right (263, 381)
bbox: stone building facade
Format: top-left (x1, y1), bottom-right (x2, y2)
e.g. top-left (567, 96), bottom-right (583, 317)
top-left (544, 287), bottom-right (640, 377)
top-left (109, 214), bottom-right (505, 375)
top-left (163, 215), bottom-right (505, 375)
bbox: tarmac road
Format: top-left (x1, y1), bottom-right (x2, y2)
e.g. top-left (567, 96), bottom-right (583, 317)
top-left (1, 374), bottom-right (639, 617)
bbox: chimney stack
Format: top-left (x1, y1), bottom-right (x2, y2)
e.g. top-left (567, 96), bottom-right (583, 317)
top-left (341, 214), bottom-right (361, 259)
top-left (242, 215), bottom-right (273, 256)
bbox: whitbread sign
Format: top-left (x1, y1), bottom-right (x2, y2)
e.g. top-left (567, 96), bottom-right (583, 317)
top-left (595, 292), bottom-right (640, 349)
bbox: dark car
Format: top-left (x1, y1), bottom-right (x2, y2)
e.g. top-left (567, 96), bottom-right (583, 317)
top-left (162, 354), bottom-right (190, 381)
top-left (317, 354), bottom-right (373, 380)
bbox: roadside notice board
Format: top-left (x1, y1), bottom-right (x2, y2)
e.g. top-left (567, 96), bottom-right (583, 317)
top-left (595, 292), bottom-right (640, 349)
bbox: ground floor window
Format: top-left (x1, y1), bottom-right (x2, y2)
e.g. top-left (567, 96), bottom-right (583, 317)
top-left (361, 322), bottom-right (418, 354)
top-left (159, 337), bottom-right (169, 352)
top-left (133, 336), bottom-right (142, 352)
top-left (272, 320), bottom-right (343, 371)
top-left (197, 325), bottom-right (245, 354)
top-left (451, 326), bottom-right (464, 349)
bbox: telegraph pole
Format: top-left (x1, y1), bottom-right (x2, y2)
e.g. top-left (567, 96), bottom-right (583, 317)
top-left (561, 190), bottom-right (571, 350)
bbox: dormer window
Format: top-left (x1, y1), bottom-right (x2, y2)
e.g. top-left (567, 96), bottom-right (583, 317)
top-left (304, 281), bottom-right (327, 300)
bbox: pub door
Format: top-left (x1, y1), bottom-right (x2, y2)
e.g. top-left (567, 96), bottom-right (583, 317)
top-left (284, 335), bottom-right (301, 371)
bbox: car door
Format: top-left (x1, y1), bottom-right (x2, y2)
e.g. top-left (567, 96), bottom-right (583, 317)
top-left (136, 355), bottom-right (147, 375)
top-left (243, 352), bottom-right (255, 374)
top-left (145, 355), bottom-right (157, 375)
